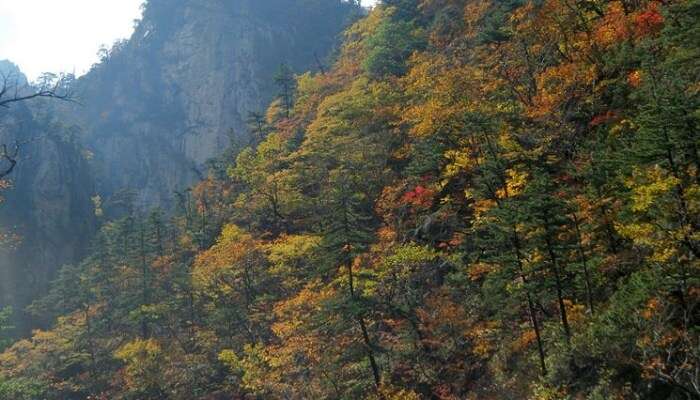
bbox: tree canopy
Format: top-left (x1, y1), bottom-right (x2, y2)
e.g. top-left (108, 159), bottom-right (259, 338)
top-left (1, 0), bottom-right (698, 399)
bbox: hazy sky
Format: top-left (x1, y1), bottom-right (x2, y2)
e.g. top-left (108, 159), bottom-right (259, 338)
top-left (0, 0), bottom-right (144, 81)
top-left (0, 0), bottom-right (379, 82)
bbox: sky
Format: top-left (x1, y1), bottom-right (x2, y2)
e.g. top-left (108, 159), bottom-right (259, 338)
top-left (0, 0), bottom-right (378, 82)
top-left (0, 0), bottom-right (144, 81)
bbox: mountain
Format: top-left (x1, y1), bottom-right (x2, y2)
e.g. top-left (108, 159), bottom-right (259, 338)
top-left (0, 106), bottom-right (96, 330)
top-left (66, 0), bottom-right (361, 208)
top-left (0, 60), bottom-right (27, 86)
top-left (0, 0), bottom-right (360, 333)
top-left (1, 0), bottom-right (699, 399)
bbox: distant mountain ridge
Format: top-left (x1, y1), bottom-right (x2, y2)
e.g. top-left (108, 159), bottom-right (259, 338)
top-left (0, 60), bottom-right (28, 86)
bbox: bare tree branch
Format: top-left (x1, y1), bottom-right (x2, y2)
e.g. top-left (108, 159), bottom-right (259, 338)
top-left (0, 71), bottom-right (75, 108)
top-left (0, 72), bottom-right (76, 179)
top-left (0, 142), bottom-right (19, 179)
top-left (0, 135), bottom-right (49, 179)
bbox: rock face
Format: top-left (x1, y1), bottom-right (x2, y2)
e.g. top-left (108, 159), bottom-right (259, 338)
top-left (0, 103), bottom-right (97, 330)
top-left (71, 0), bottom-right (359, 208)
top-left (0, 0), bottom-right (359, 333)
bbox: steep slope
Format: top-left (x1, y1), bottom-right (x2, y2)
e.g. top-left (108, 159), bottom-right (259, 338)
top-left (2, 0), bottom-right (697, 399)
top-left (0, 109), bottom-right (96, 331)
top-left (0, 63), bottom-right (97, 332)
top-left (67, 0), bottom-right (360, 208)
top-left (0, 0), bottom-right (360, 334)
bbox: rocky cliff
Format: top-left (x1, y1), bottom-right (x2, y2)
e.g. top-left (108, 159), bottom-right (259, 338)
top-left (0, 98), bottom-right (97, 331)
top-left (68, 0), bottom-right (360, 208)
top-left (0, 0), bottom-right (359, 333)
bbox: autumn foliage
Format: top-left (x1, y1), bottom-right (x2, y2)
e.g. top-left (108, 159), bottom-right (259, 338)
top-left (1, 0), bottom-right (698, 399)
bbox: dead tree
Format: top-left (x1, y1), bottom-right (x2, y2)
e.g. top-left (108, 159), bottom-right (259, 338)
top-left (0, 72), bottom-right (74, 178)
top-left (0, 142), bottom-right (20, 179)
top-left (0, 71), bottom-right (73, 108)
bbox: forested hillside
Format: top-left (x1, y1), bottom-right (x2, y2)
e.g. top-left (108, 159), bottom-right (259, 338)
top-left (1, 0), bottom-right (698, 399)
top-left (0, 0), bottom-right (360, 336)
